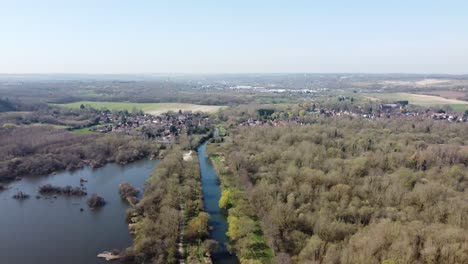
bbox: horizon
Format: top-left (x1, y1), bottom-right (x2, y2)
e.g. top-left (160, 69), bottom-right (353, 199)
top-left (0, 72), bottom-right (467, 76)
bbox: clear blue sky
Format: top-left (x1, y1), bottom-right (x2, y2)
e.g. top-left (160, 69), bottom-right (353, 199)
top-left (1, 0), bottom-right (467, 74)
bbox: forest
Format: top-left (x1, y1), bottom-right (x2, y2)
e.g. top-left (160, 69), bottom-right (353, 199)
top-left (0, 80), bottom-right (261, 106)
top-left (208, 115), bottom-right (468, 264)
top-left (0, 126), bottom-right (160, 181)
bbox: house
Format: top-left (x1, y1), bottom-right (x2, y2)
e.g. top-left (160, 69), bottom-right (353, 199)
top-left (380, 104), bottom-right (400, 112)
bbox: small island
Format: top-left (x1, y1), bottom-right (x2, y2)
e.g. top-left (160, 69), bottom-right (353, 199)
top-left (87, 194), bottom-right (106, 208)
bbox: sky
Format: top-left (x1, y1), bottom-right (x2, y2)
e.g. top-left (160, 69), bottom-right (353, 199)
top-left (1, 0), bottom-right (468, 74)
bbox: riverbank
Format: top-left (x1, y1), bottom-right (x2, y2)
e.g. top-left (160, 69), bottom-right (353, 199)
top-left (207, 142), bottom-right (273, 263)
top-left (1, 151), bottom-right (160, 185)
top-left (197, 142), bottom-right (239, 264)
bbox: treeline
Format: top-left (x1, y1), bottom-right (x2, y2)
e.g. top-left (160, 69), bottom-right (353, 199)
top-left (0, 126), bottom-right (160, 181)
top-left (0, 81), bottom-right (252, 105)
top-left (0, 105), bottom-right (100, 129)
top-left (210, 117), bottom-right (468, 264)
top-left (217, 100), bottom-right (466, 128)
top-left (126, 149), bottom-right (214, 263)
top-left (0, 98), bottom-right (16, 112)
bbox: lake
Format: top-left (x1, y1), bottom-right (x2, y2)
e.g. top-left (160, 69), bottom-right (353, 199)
top-left (0, 159), bottom-right (158, 264)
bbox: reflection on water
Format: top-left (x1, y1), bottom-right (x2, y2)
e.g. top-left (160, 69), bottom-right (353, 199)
top-left (0, 159), bottom-right (158, 264)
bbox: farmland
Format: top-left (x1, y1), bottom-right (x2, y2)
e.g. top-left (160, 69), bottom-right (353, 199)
top-left (53, 101), bottom-right (225, 115)
top-left (425, 90), bottom-right (466, 99)
top-left (364, 92), bottom-right (468, 112)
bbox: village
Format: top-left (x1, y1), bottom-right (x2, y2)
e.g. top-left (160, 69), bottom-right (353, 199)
top-left (86, 109), bottom-right (214, 143)
top-left (74, 99), bottom-right (467, 143)
top-left (240, 101), bottom-right (468, 127)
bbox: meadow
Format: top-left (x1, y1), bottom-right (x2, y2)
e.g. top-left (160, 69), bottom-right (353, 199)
top-left (53, 101), bottom-right (225, 115)
top-left (365, 92), bottom-right (468, 112)
top-left (22, 123), bottom-right (70, 130)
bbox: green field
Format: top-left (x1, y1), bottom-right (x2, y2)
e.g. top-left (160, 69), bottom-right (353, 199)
top-left (70, 127), bottom-right (94, 134)
top-left (53, 101), bottom-right (225, 115)
top-left (365, 93), bottom-right (468, 112)
top-left (0, 111), bottom-right (32, 117)
top-left (23, 123), bottom-right (70, 130)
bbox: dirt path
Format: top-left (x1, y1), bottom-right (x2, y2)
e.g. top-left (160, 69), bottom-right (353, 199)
top-left (178, 204), bottom-right (186, 264)
top-left (183, 151), bottom-right (193, 161)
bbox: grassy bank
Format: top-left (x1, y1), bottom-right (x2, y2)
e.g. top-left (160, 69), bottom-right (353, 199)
top-left (207, 143), bottom-right (273, 263)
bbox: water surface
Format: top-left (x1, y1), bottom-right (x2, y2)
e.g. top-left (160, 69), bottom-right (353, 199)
top-left (197, 142), bottom-right (238, 264)
top-left (0, 159), bottom-right (158, 264)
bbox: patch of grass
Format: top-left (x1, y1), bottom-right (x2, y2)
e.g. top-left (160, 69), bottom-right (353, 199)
top-left (247, 232), bottom-right (274, 260)
top-left (0, 111), bottom-right (31, 116)
top-left (53, 101), bottom-right (225, 115)
top-left (210, 154), bottom-right (223, 165)
top-left (450, 104), bottom-right (468, 112)
top-left (364, 93), bottom-right (468, 112)
top-left (70, 124), bottom-right (108, 134)
top-left (70, 127), bottom-right (94, 134)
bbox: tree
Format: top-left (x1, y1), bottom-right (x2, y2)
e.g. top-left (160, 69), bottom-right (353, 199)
top-left (227, 215), bottom-right (255, 241)
top-left (219, 189), bottom-right (234, 209)
top-left (186, 212), bottom-right (210, 241)
top-left (202, 239), bottom-right (218, 256)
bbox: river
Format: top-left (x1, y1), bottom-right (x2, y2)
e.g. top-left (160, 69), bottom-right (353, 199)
top-left (197, 142), bottom-right (239, 264)
top-left (0, 159), bottom-right (159, 264)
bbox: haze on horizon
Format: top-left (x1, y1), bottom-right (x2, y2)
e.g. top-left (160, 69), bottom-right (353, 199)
top-left (1, 0), bottom-right (468, 75)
